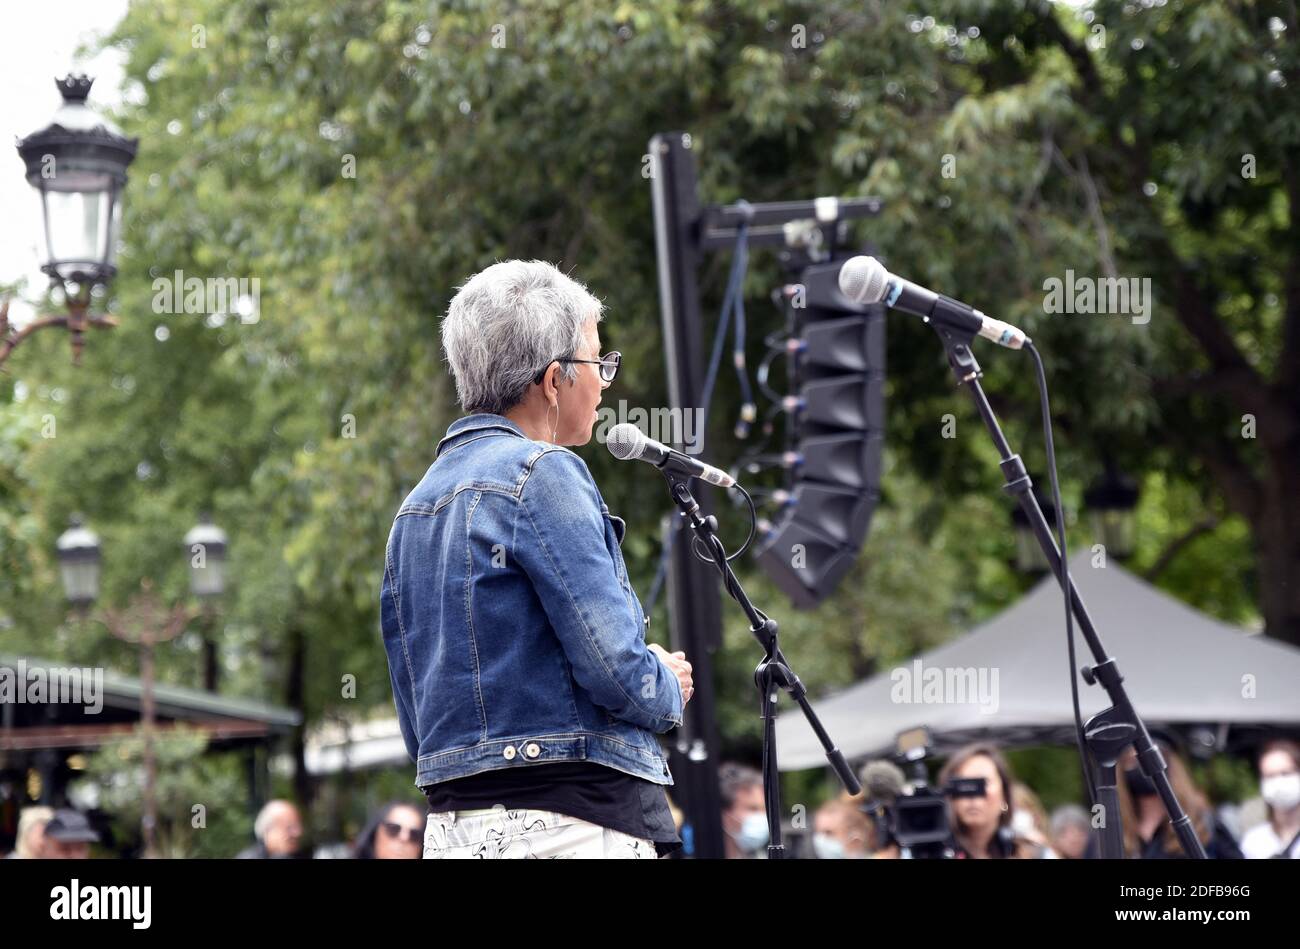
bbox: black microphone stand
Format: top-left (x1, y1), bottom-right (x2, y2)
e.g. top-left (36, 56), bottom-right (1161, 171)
top-left (660, 471), bottom-right (861, 859)
top-left (928, 317), bottom-right (1206, 859)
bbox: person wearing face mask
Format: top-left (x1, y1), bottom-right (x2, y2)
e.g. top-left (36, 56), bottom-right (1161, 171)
top-left (936, 743), bottom-right (1048, 859)
top-left (1240, 739), bottom-right (1300, 859)
top-left (1116, 741), bottom-right (1242, 859)
top-left (810, 797), bottom-right (871, 859)
top-left (719, 762), bottom-right (768, 859)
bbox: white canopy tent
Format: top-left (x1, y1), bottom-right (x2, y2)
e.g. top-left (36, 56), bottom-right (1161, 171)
top-left (775, 552), bottom-right (1300, 770)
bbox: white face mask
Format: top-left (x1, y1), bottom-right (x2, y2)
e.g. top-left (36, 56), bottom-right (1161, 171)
top-left (731, 813), bottom-right (769, 852)
top-left (812, 833), bottom-right (845, 860)
top-left (1011, 810), bottom-right (1037, 838)
top-left (1261, 773), bottom-right (1300, 810)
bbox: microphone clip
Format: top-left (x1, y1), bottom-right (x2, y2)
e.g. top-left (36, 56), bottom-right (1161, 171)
top-left (931, 321), bottom-right (983, 386)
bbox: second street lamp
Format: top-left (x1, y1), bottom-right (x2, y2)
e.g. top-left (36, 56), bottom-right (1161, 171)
top-left (55, 516), bottom-right (227, 857)
top-left (184, 515), bottom-right (228, 599)
top-left (184, 514), bottom-right (228, 691)
top-left (1010, 482), bottom-right (1058, 575)
top-left (1084, 468), bottom-right (1140, 560)
top-left (55, 517), bottom-right (101, 608)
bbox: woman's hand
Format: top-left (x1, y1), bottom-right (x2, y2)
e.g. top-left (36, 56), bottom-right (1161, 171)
top-left (648, 643), bottom-right (694, 706)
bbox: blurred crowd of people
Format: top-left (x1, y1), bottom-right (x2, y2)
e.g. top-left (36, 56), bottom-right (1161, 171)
top-left (0, 799), bottom-right (426, 861)
top-left (2, 737), bottom-right (1296, 859)
top-left (743, 737), bottom-right (1300, 860)
top-left (2, 806), bottom-right (99, 859)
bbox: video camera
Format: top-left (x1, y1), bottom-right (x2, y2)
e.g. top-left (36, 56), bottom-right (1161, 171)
top-left (861, 727), bottom-right (987, 859)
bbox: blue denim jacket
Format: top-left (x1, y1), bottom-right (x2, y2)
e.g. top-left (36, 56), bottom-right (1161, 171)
top-left (380, 413), bottom-right (683, 789)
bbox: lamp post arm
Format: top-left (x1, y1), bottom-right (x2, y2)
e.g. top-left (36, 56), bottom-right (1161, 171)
top-left (0, 297), bottom-right (118, 369)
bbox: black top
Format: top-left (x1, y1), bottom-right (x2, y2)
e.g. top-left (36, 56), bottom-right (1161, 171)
top-left (423, 762), bottom-right (682, 857)
top-left (948, 827), bottom-right (1040, 859)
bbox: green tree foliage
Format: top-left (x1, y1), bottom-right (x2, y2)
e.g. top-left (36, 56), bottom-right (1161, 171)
top-left (1, 0), bottom-right (1290, 821)
top-left (80, 728), bottom-right (250, 858)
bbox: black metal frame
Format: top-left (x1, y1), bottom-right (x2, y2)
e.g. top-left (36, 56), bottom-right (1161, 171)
top-left (648, 131), bottom-right (879, 857)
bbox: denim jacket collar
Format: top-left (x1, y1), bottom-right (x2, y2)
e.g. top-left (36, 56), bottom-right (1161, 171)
top-left (435, 413), bottom-right (528, 458)
top-left (433, 414), bottom-right (627, 546)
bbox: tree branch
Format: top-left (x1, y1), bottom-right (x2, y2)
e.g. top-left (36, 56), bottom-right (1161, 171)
top-left (1051, 145), bottom-right (1118, 278)
top-left (1143, 514), bottom-right (1221, 582)
top-left (1032, 1), bottom-right (1104, 100)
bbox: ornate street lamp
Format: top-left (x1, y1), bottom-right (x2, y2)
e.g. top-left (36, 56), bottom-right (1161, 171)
top-left (184, 514), bottom-right (228, 692)
top-left (184, 515), bottom-right (228, 599)
top-left (1084, 467), bottom-right (1140, 559)
top-left (56, 516), bottom-right (101, 607)
top-left (5, 73), bottom-right (138, 366)
top-left (1009, 483), bottom-right (1058, 575)
top-left (55, 517), bottom-right (214, 857)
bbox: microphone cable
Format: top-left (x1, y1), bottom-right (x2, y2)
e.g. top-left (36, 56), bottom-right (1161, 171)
top-left (644, 210), bottom-right (753, 621)
top-left (1024, 339), bottom-right (1097, 811)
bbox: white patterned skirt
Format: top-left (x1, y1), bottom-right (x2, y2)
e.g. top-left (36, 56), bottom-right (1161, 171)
top-left (423, 805), bottom-right (658, 859)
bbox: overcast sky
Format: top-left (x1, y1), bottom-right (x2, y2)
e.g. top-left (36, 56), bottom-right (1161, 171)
top-left (1, 0), bottom-right (130, 326)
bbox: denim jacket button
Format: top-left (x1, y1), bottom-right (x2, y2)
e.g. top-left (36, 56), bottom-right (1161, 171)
top-left (503, 745), bottom-right (517, 760)
top-left (525, 742), bottom-right (541, 759)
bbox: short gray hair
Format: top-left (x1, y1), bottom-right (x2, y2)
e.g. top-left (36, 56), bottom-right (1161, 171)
top-left (718, 762), bottom-right (763, 810)
top-left (441, 260), bottom-right (604, 415)
top-left (1049, 804), bottom-right (1090, 836)
top-left (254, 800), bottom-right (296, 841)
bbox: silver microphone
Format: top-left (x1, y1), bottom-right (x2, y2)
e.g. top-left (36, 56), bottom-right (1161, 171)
top-left (607, 423), bottom-right (735, 488)
top-left (838, 255), bottom-right (1029, 350)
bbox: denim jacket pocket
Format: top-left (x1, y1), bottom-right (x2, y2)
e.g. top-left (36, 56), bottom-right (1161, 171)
top-left (598, 507), bottom-right (648, 638)
top-left (599, 503), bottom-right (627, 547)
top-left (600, 509), bottom-right (630, 581)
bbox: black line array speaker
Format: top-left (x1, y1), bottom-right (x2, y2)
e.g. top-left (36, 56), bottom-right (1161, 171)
top-left (754, 258), bottom-right (886, 608)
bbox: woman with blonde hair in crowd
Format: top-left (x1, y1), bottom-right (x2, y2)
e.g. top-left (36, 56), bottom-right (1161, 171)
top-left (1010, 781), bottom-right (1058, 856)
top-left (4, 806), bottom-right (52, 859)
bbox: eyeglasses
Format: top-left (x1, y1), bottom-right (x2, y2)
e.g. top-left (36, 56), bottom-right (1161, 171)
top-left (381, 821), bottom-right (423, 845)
top-left (533, 351), bottom-right (621, 385)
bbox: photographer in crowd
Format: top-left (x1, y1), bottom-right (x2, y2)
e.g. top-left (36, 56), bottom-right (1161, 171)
top-left (937, 743), bottom-right (1051, 859)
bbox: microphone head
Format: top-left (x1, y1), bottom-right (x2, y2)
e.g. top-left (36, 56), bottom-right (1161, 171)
top-left (606, 422), bottom-right (646, 461)
top-left (838, 255), bottom-right (890, 305)
top-left (859, 759), bottom-right (906, 806)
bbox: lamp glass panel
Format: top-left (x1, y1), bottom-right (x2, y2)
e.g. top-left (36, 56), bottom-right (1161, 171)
top-left (190, 558), bottom-right (225, 598)
top-left (60, 560), bottom-right (99, 604)
top-left (43, 185), bottom-right (112, 270)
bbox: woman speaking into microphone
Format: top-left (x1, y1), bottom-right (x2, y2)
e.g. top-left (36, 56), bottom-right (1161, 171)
top-left (380, 259), bottom-right (693, 859)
